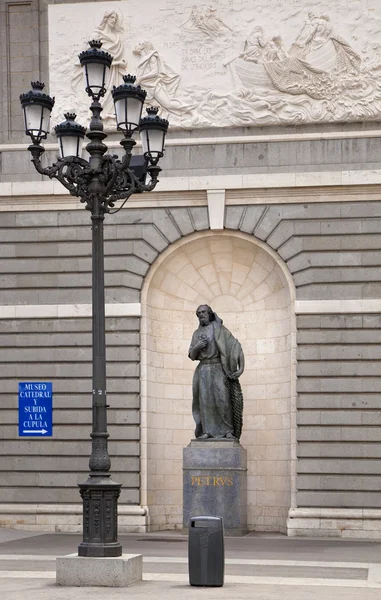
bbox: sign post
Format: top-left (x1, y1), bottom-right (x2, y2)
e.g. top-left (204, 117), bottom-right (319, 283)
top-left (18, 382), bottom-right (53, 437)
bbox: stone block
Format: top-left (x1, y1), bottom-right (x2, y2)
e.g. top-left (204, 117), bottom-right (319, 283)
top-left (266, 221), bottom-right (294, 251)
top-left (297, 426), bottom-right (340, 442)
top-left (320, 411), bottom-right (362, 425)
top-left (240, 205), bottom-right (265, 234)
top-left (169, 208), bottom-right (195, 235)
top-left (296, 283), bottom-right (362, 301)
top-left (132, 240), bottom-right (158, 264)
top-left (225, 206), bottom-right (245, 230)
top-left (154, 209), bottom-right (183, 243)
top-left (183, 440), bottom-right (247, 535)
top-left (297, 361), bottom-right (338, 377)
top-left (56, 553), bottom-right (142, 587)
top-left (296, 346), bottom-right (320, 360)
top-left (189, 207), bottom-right (209, 231)
top-left (113, 256), bottom-right (149, 277)
top-left (341, 426), bottom-right (381, 442)
top-left (300, 140), bottom-right (345, 166)
top-left (363, 315), bottom-right (381, 328)
top-left (362, 282), bottom-right (381, 300)
top-left (141, 224), bottom-right (168, 252)
top-left (254, 207), bottom-right (281, 240)
top-left (108, 271), bottom-right (143, 290)
top-left (117, 209), bottom-right (154, 225)
top-left (162, 145), bottom-right (191, 171)
top-left (297, 411), bottom-right (321, 425)
top-left (299, 442), bottom-right (381, 459)
top-left (343, 234), bottom-right (381, 252)
top-left (242, 143), bottom-right (265, 168)
top-left (277, 237), bottom-right (303, 261)
top-left (263, 140), bottom-right (294, 166)
top-left (297, 490), bottom-right (381, 508)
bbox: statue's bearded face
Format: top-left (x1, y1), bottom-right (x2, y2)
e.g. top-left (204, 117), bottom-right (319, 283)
top-left (196, 305), bottom-right (211, 326)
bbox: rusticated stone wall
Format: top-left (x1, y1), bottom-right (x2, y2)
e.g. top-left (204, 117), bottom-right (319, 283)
top-left (1, 198), bottom-right (381, 532)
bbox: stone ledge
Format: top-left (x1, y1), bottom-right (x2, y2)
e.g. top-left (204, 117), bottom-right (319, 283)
top-left (295, 300), bottom-right (381, 315)
top-left (56, 553), bottom-right (142, 587)
top-left (2, 129), bottom-right (381, 154)
top-left (0, 303), bottom-right (142, 319)
top-left (0, 503), bottom-right (150, 534)
top-left (1, 170), bottom-right (381, 200)
top-left (287, 508), bottom-right (381, 539)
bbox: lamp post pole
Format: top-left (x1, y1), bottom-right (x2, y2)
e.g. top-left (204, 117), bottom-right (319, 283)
top-left (77, 98), bottom-right (122, 557)
top-left (20, 40), bottom-right (168, 558)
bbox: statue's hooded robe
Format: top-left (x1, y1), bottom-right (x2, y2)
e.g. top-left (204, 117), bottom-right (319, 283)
top-left (189, 313), bottom-right (244, 439)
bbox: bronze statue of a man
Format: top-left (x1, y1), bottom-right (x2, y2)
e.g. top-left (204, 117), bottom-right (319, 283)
top-left (188, 305), bottom-right (245, 440)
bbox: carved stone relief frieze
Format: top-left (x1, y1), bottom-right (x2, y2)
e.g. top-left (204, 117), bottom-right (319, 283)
top-left (48, 1), bottom-right (381, 129)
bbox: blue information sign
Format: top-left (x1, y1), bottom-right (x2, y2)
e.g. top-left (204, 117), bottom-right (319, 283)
top-left (18, 382), bottom-right (53, 437)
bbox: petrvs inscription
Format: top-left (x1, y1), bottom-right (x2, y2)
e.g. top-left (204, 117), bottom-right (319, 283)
top-left (191, 476), bottom-right (234, 486)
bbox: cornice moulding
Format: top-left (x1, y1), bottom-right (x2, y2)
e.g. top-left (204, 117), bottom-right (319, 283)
top-left (0, 171), bottom-right (381, 211)
top-left (1, 129), bottom-right (381, 153)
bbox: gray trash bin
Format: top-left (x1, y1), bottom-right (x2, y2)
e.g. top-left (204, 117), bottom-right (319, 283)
top-left (188, 516), bottom-right (224, 587)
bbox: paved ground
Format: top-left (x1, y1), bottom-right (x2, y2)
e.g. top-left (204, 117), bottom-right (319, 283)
top-left (2, 528), bottom-right (381, 599)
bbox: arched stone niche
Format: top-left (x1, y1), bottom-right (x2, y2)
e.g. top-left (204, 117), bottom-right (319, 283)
top-left (141, 231), bottom-right (296, 532)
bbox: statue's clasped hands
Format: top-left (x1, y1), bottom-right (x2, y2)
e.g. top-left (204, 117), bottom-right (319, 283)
top-left (196, 337), bottom-right (208, 350)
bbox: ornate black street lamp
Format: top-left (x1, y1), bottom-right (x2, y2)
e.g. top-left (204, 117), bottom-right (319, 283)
top-left (20, 40), bottom-right (169, 558)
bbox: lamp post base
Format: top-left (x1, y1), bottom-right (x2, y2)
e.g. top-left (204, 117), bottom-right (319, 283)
top-left (78, 541), bottom-right (123, 558)
top-left (56, 553), bottom-right (143, 587)
top-left (78, 475), bottom-right (122, 557)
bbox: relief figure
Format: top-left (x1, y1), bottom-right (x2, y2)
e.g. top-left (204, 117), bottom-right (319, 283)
top-left (239, 26), bottom-right (268, 64)
top-left (223, 26), bottom-right (273, 90)
top-left (226, 28), bottom-right (330, 99)
top-left (180, 4), bottom-right (231, 42)
top-left (133, 41), bottom-right (193, 118)
top-left (291, 13), bottom-right (361, 75)
top-left (263, 36), bottom-right (332, 100)
top-left (72, 10), bottom-right (127, 121)
top-left (226, 12), bottom-right (362, 101)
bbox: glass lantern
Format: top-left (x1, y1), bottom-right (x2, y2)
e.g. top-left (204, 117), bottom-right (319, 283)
top-left (19, 82), bottom-right (55, 144)
top-left (78, 40), bottom-right (113, 100)
top-left (54, 113), bottom-right (87, 158)
top-left (112, 75), bottom-right (147, 135)
top-left (139, 107), bottom-right (169, 165)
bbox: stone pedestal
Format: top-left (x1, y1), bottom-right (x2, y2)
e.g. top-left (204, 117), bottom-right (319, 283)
top-left (183, 439), bottom-right (247, 536)
top-left (56, 553), bottom-right (142, 587)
